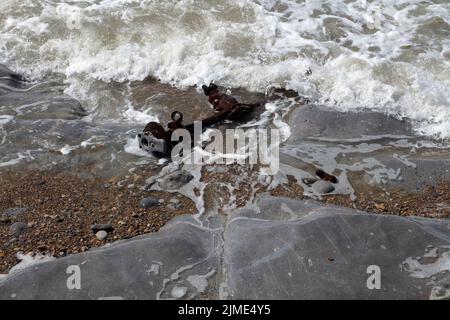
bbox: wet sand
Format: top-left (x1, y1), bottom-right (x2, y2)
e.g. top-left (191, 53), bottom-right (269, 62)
top-left (202, 164), bottom-right (450, 219)
top-left (1, 161), bottom-right (449, 274)
top-left (274, 176), bottom-right (450, 219)
top-left (0, 168), bottom-right (197, 273)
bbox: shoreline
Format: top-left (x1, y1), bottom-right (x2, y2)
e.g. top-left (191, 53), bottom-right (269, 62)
top-left (0, 168), bottom-right (197, 273)
top-left (1, 165), bottom-right (449, 274)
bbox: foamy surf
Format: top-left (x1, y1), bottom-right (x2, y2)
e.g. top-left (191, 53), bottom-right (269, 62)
top-left (0, 0), bottom-right (449, 138)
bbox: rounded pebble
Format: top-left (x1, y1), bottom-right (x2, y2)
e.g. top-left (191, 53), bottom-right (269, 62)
top-left (96, 230), bottom-right (108, 240)
top-left (91, 224), bottom-right (114, 233)
top-left (10, 222), bottom-right (28, 236)
top-left (312, 180), bottom-right (335, 194)
top-left (139, 197), bottom-right (160, 208)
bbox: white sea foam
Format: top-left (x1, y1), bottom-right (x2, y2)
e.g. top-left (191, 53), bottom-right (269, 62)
top-left (0, 0), bottom-right (449, 138)
top-left (402, 246), bottom-right (450, 300)
top-left (0, 115), bottom-right (14, 127)
top-left (0, 152), bottom-right (33, 167)
top-left (123, 102), bottom-right (159, 125)
top-left (0, 252), bottom-right (55, 282)
top-left (124, 136), bottom-right (153, 157)
top-left (60, 144), bottom-right (76, 155)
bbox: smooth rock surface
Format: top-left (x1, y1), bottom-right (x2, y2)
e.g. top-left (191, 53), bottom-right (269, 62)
top-left (0, 215), bottom-right (219, 299)
top-left (0, 196), bottom-right (449, 300)
top-left (0, 65), bottom-right (87, 121)
top-left (279, 104), bottom-right (450, 195)
top-left (223, 197), bottom-right (450, 300)
top-left (286, 105), bottom-right (412, 142)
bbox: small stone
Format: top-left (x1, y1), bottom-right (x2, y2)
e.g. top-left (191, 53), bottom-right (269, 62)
top-left (171, 286), bottom-right (188, 299)
top-left (2, 207), bottom-right (27, 222)
top-left (109, 177), bottom-right (118, 184)
top-left (96, 230), bottom-right (108, 240)
top-left (158, 170), bottom-right (194, 190)
top-left (302, 177), bottom-right (318, 186)
top-left (118, 220), bottom-right (126, 226)
top-left (312, 180), bottom-right (335, 194)
top-left (10, 222), bottom-right (28, 237)
top-left (139, 197), bottom-right (160, 209)
top-left (158, 199), bottom-right (165, 204)
top-left (168, 197), bottom-right (181, 210)
top-left (35, 180), bottom-right (46, 186)
top-left (0, 215), bottom-right (11, 224)
top-left (91, 224), bottom-right (114, 234)
top-left (375, 203), bottom-right (386, 211)
top-left (4, 207), bottom-right (27, 215)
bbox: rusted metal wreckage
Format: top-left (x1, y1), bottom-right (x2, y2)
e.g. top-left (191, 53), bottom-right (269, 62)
top-left (138, 83), bottom-right (261, 157)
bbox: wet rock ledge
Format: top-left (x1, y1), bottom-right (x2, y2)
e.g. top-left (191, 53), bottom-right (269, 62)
top-left (1, 196), bottom-right (449, 300)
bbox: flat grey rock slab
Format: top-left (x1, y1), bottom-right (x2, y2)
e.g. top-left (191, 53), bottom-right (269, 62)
top-left (0, 65), bottom-right (87, 120)
top-left (224, 197), bottom-right (450, 300)
top-left (286, 105), bottom-right (411, 142)
top-left (0, 215), bottom-right (221, 300)
top-left (0, 87), bottom-right (87, 120)
top-left (1, 196), bottom-right (449, 300)
top-left (381, 155), bottom-right (450, 191)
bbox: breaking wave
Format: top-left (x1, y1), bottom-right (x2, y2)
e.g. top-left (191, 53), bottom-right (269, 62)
top-left (0, 0), bottom-right (449, 137)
